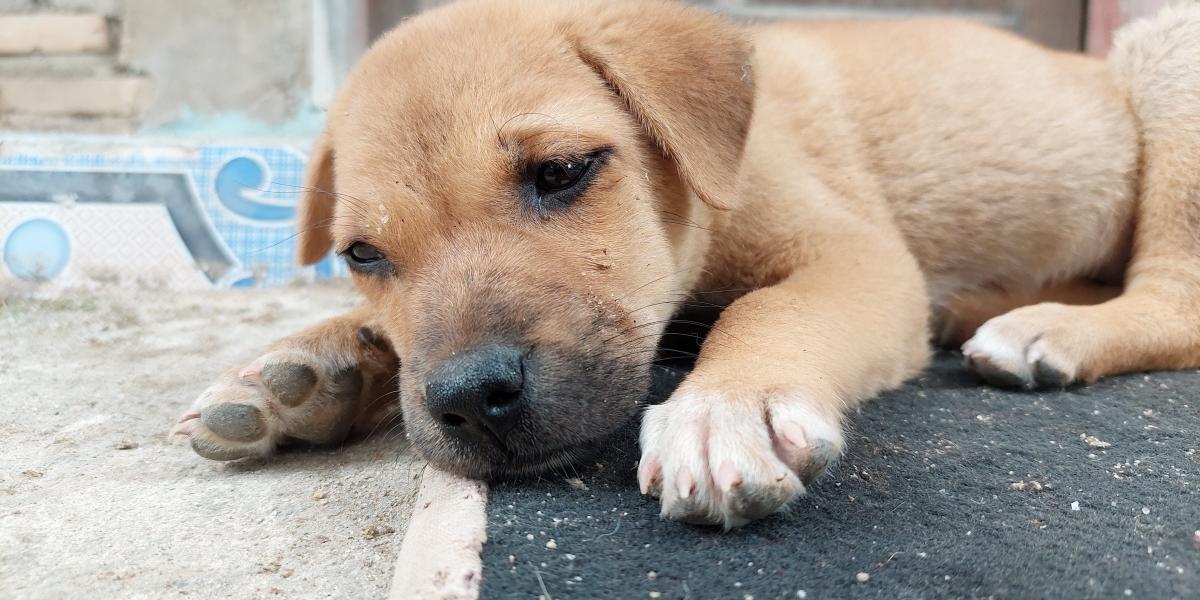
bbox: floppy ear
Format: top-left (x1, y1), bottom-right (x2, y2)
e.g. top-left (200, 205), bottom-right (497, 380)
top-left (569, 0), bottom-right (755, 210)
top-left (296, 131), bottom-right (337, 265)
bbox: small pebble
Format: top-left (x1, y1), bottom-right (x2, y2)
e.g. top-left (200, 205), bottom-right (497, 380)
top-left (856, 572), bottom-right (870, 583)
top-left (311, 491), bottom-right (327, 501)
top-left (545, 539), bottom-right (557, 550)
top-left (113, 440), bottom-right (138, 450)
top-left (565, 554), bottom-right (576, 561)
top-left (1142, 507), bottom-right (1151, 515)
top-left (526, 534), bottom-right (535, 541)
top-left (361, 525), bottom-right (394, 540)
top-left (1192, 530), bottom-right (1200, 546)
top-left (1071, 501), bottom-right (1080, 512)
top-left (796, 592), bottom-right (807, 599)
top-left (649, 593), bottom-right (661, 599)
top-left (647, 571), bottom-right (658, 581)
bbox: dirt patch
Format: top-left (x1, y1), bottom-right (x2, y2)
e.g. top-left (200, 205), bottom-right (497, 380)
top-left (0, 283), bottom-right (423, 599)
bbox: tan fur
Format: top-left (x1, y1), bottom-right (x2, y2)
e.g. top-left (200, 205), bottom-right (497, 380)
top-left (180, 1), bottom-right (1200, 528)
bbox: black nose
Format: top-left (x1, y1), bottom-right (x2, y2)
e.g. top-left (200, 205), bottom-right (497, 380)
top-left (425, 344), bottom-right (526, 445)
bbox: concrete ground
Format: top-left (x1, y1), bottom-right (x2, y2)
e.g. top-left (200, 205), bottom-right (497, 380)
top-left (0, 283), bottom-right (424, 599)
top-left (8, 281), bottom-right (1199, 600)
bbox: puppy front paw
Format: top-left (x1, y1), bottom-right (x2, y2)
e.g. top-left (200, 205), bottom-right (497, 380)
top-left (171, 350), bottom-right (367, 461)
top-left (637, 384), bottom-right (845, 528)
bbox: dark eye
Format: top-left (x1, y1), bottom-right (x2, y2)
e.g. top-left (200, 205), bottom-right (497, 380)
top-left (347, 242), bottom-right (383, 264)
top-left (341, 242), bottom-right (394, 276)
top-left (535, 158), bottom-right (591, 194)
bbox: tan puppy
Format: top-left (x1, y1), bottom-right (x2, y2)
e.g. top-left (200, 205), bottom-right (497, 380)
top-left (173, 0), bottom-right (1200, 528)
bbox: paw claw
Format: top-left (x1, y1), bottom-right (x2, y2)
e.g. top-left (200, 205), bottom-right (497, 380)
top-left (675, 466), bottom-right (695, 500)
top-left (238, 362), bottom-right (264, 382)
top-left (175, 410), bottom-right (200, 424)
top-left (716, 460), bottom-right (742, 493)
top-left (638, 453), bottom-right (662, 496)
top-left (170, 417), bottom-right (198, 438)
top-left (640, 387), bottom-right (845, 528)
top-left (776, 419), bottom-right (809, 450)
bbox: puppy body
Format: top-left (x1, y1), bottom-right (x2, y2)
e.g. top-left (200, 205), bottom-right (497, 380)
top-left (176, 1), bottom-right (1200, 528)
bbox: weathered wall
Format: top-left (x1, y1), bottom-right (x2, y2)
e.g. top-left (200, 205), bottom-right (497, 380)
top-left (0, 0), bottom-right (314, 133)
top-left (120, 0), bottom-right (312, 130)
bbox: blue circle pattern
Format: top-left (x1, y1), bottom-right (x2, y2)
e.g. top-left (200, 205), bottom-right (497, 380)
top-left (4, 218), bottom-right (72, 281)
top-left (214, 156), bottom-right (295, 222)
top-left (3, 218), bottom-right (71, 280)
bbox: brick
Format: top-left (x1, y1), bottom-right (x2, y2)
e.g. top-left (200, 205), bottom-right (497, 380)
top-left (0, 14), bottom-right (110, 55)
top-left (0, 77), bottom-right (152, 116)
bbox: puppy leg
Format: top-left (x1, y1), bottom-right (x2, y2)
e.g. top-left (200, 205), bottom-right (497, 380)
top-left (639, 217), bottom-right (930, 528)
top-left (172, 306), bottom-right (401, 460)
top-left (964, 7), bottom-right (1200, 388)
top-left (937, 280), bottom-right (1120, 348)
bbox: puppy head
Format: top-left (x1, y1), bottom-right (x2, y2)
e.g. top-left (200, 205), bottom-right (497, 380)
top-left (296, 0), bottom-right (754, 478)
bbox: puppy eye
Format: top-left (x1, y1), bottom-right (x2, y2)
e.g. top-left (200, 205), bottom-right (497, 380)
top-left (523, 149), bottom-right (611, 216)
top-left (340, 242), bottom-right (395, 276)
top-left (346, 242), bottom-right (384, 264)
top-left (535, 158), bottom-right (591, 194)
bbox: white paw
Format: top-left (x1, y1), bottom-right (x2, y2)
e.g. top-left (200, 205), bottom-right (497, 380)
top-left (962, 303), bottom-right (1087, 389)
top-left (637, 384), bottom-right (845, 529)
top-left (171, 350), bottom-right (364, 461)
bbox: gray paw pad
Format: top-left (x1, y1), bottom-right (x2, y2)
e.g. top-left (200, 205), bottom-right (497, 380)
top-left (797, 440), bottom-right (839, 485)
top-left (201, 403), bottom-right (266, 442)
top-left (331, 368), bottom-right (364, 405)
top-left (1033, 360), bottom-right (1072, 388)
top-left (190, 437), bottom-right (259, 461)
top-left (969, 357), bottom-right (1030, 389)
top-left (261, 362), bottom-right (318, 407)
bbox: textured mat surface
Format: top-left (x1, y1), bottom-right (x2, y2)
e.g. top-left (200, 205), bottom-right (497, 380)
top-left (481, 355), bottom-right (1200, 599)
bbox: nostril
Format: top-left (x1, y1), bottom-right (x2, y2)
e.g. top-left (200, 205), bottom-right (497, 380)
top-left (440, 413), bottom-right (467, 427)
top-left (486, 389), bottom-right (522, 411)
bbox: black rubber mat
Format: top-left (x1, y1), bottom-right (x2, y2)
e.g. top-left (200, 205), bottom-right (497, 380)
top-left (481, 354), bottom-right (1200, 599)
